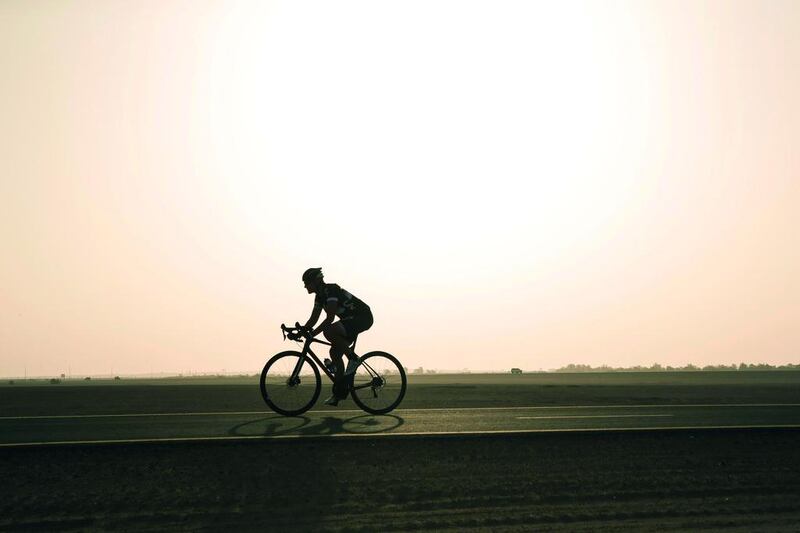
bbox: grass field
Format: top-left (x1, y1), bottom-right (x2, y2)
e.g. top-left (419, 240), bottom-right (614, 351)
top-left (1, 372), bottom-right (799, 531)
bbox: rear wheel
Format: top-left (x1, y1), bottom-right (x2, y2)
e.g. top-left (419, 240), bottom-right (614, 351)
top-left (350, 351), bottom-right (407, 415)
top-left (260, 351), bottom-right (321, 416)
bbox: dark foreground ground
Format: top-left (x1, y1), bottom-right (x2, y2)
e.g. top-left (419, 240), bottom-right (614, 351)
top-left (2, 429), bottom-right (799, 532)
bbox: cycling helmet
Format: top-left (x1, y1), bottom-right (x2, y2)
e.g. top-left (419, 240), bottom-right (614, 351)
top-left (302, 267), bottom-right (323, 284)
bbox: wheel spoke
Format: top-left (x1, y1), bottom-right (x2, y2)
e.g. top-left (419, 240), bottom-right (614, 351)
top-left (260, 352), bottom-right (321, 416)
top-left (350, 352), bottom-right (406, 414)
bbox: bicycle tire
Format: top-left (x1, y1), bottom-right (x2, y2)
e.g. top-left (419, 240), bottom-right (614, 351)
top-left (350, 351), bottom-right (407, 415)
top-left (260, 350), bottom-right (321, 416)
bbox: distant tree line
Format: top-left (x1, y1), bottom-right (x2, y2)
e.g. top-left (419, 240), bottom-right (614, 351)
top-left (553, 363), bottom-right (800, 372)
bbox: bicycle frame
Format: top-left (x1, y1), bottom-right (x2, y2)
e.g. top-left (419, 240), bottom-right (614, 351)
top-left (290, 335), bottom-right (382, 393)
top-left (292, 336), bottom-right (335, 381)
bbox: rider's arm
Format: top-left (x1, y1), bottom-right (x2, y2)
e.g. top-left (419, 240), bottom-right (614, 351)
top-left (311, 300), bottom-right (338, 337)
top-left (303, 306), bottom-right (322, 331)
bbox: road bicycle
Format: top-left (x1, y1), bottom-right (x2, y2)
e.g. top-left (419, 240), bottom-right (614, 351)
top-left (260, 323), bottom-right (407, 416)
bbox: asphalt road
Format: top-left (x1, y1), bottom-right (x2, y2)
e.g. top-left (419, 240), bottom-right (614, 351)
top-left (2, 403), bottom-right (800, 447)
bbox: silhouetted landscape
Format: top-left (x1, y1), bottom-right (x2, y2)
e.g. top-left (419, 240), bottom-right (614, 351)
top-left (2, 372), bottom-right (800, 530)
top-left (4, 0), bottom-right (799, 530)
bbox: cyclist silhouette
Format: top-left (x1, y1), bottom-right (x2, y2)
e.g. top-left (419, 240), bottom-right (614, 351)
top-left (301, 268), bottom-right (373, 406)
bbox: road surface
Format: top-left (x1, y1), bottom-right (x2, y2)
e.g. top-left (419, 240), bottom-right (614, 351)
top-left (2, 403), bottom-right (800, 447)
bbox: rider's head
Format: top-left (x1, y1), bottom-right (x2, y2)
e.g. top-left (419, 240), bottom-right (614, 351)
top-left (302, 267), bottom-right (323, 293)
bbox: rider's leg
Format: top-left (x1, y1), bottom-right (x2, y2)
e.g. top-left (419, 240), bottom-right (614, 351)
top-left (323, 322), bottom-right (352, 380)
top-left (328, 345), bottom-right (344, 378)
top-left (323, 322), bottom-right (353, 405)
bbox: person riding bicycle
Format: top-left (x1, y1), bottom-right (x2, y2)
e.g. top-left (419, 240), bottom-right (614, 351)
top-left (301, 267), bottom-right (373, 406)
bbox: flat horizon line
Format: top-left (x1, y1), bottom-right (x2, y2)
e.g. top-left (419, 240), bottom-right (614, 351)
top-left (3, 367), bottom-right (800, 381)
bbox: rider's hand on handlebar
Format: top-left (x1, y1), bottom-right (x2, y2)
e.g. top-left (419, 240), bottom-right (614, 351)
top-left (284, 324), bottom-right (311, 341)
top-left (281, 322), bottom-right (313, 342)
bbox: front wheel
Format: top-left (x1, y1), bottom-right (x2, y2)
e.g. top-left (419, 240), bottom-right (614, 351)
top-left (350, 351), bottom-right (407, 415)
top-left (260, 351), bottom-right (321, 416)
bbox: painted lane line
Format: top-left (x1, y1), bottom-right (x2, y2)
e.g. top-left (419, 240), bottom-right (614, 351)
top-left (394, 403), bottom-right (800, 411)
top-left (2, 403), bottom-right (799, 421)
top-left (0, 411), bottom-right (275, 420)
top-left (516, 414), bottom-right (673, 420)
top-left (2, 424), bottom-right (800, 448)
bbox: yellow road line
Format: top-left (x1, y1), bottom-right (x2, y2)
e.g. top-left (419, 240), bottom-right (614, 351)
top-left (516, 414), bottom-right (673, 419)
top-left (2, 424), bottom-right (799, 448)
top-left (2, 403), bottom-right (800, 420)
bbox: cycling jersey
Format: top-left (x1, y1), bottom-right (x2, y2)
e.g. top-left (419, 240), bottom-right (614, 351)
top-left (314, 283), bottom-right (370, 319)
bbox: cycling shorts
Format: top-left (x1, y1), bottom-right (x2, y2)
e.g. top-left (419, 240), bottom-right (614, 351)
top-left (340, 308), bottom-right (373, 341)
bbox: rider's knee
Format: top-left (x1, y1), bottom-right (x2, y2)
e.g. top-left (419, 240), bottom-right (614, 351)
top-left (322, 325), bottom-right (336, 341)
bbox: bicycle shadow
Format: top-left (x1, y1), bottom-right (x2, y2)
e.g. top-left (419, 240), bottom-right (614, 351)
top-left (227, 415), bottom-right (311, 437)
top-left (297, 414), bottom-right (404, 436)
top-left (227, 413), bottom-right (404, 438)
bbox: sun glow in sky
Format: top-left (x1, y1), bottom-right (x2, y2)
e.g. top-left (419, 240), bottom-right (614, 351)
top-left (1, 0), bottom-right (798, 376)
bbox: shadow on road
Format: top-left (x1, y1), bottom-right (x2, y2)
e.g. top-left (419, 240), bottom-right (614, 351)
top-left (227, 413), bottom-right (404, 437)
top-left (227, 415), bottom-right (311, 437)
top-left (298, 414), bottom-right (404, 436)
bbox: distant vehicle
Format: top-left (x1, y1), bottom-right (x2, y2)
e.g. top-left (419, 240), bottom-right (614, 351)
top-left (511, 368), bottom-right (523, 374)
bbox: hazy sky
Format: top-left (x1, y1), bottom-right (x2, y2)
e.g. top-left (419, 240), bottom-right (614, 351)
top-left (2, 0), bottom-right (798, 377)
